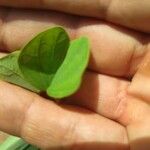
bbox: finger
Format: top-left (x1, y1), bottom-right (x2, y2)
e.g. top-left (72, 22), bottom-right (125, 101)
top-left (0, 81), bottom-right (128, 150)
top-left (0, 8), bottom-right (149, 77)
top-left (64, 71), bottom-right (130, 125)
top-left (64, 71), bottom-right (150, 128)
top-left (0, 0), bottom-right (150, 33)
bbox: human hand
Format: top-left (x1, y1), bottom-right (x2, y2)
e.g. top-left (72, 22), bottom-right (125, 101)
top-left (0, 0), bottom-right (150, 33)
top-left (0, 1), bottom-right (150, 150)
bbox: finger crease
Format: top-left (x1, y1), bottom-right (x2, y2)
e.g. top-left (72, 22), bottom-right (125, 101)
top-left (126, 44), bottom-right (148, 77)
top-left (114, 81), bottom-right (129, 125)
top-left (19, 94), bottom-right (37, 138)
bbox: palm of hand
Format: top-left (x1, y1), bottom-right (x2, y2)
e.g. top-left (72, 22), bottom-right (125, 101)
top-left (0, 5), bottom-right (149, 150)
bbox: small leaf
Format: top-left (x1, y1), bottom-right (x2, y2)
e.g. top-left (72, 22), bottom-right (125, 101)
top-left (0, 136), bottom-right (26, 150)
top-left (0, 136), bottom-right (39, 150)
top-left (47, 37), bottom-right (90, 98)
top-left (0, 51), bottom-right (38, 92)
top-left (18, 27), bottom-right (70, 91)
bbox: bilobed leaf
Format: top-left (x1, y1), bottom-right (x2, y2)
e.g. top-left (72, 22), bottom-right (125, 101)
top-left (18, 27), bottom-right (70, 91)
top-left (0, 51), bottom-right (39, 92)
top-left (47, 37), bottom-right (90, 98)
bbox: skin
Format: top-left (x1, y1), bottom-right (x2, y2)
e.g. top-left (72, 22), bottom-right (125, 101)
top-left (0, 1), bottom-right (150, 150)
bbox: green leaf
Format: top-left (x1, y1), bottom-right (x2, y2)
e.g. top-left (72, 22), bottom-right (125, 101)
top-left (0, 136), bottom-right (39, 150)
top-left (0, 51), bottom-right (39, 92)
top-left (18, 27), bottom-right (70, 91)
top-left (0, 136), bottom-right (26, 150)
top-left (0, 27), bottom-right (90, 100)
top-left (47, 37), bottom-right (90, 99)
